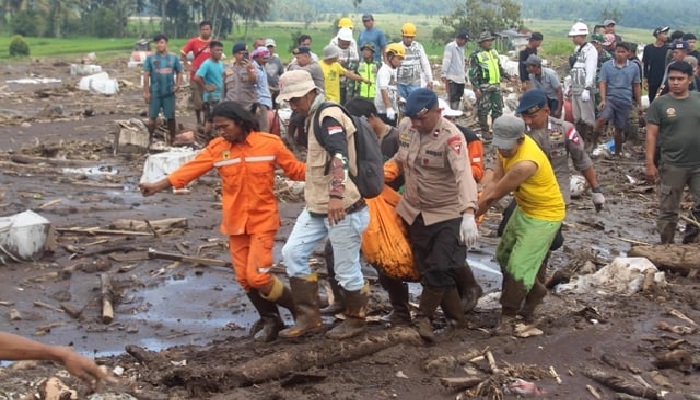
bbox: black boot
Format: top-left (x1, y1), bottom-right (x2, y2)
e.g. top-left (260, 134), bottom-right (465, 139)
top-left (379, 273), bottom-right (411, 326)
top-left (453, 265), bottom-right (482, 314)
top-left (166, 118), bottom-right (177, 145)
top-left (414, 286), bottom-right (445, 342)
top-left (279, 274), bottom-right (324, 338)
top-left (659, 223), bottom-right (677, 244)
top-left (440, 288), bottom-right (465, 329)
top-left (326, 283), bottom-right (369, 340)
top-left (520, 253), bottom-right (549, 324)
top-left (682, 209), bottom-right (700, 244)
top-left (246, 289), bottom-right (283, 342)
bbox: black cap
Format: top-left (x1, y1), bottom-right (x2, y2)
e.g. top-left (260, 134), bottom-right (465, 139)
top-left (456, 31), bottom-right (468, 40)
top-left (653, 26), bottom-right (670, 37)
top-left (530, 32), bottom-right (544, 41)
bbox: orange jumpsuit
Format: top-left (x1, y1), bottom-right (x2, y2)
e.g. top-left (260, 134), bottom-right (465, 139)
top-left (168, 132), bottom-right (305, 290)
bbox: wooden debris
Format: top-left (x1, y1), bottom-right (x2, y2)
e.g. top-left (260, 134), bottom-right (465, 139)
top-left (0, 300), bottom-right (14, 307)
top-left (586, 384), bottom-right (601, 399)
top-left (38, 376), bottom-right (78, 400)
top-left (642, 269), bottom-right (655, 291)
top-left (148, 248), bottom-right (231, 267)
top-left (108, 251), bottom-right (150, 262)
top-left (656, 320), bottom-right (696, 335)
top-left (668, 309), bottom-right (696, 326)
top-left (117, 264), bottom-right (139, 273)
top-left (583, 369), bottom-right (662, 400)
top-left (101, 273), bottom-right (114, 324)
top-left (230, 327), bottom-right (422, 384)
top-left (109, 217), bottom-right (187, 232)
top-left (60, 303), bottom-right (82, 319)
top-left (628, 244), bottom-right (700, 275)
top-left (549, 365), bottom-right (562, 384)
top-left (617, 238), bottom-right (653, 246)
top-left (57, 227), bottom-right (153, 237)
top-left (439, 376), bottom-right (485, 390)
top-left (10, 308), bottom-right (22, 320)
top-left (35, 322), bottom-right (66, 336)
top-left (653, 350), bottom-right (692, 371)
top-left (680, 215), bottom-right (700, 228)
top-left (486, 351), bottom-right (500, 374)
top-left (33, 301), bottom-right (64, 313)
top-left (38, 198), bottom-right (63, 209)
top-left (10, 153), bottom-right (93, 167)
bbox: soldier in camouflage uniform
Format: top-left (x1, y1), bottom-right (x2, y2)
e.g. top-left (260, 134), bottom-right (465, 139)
top-left (468, 31), bottom-right (510, 136)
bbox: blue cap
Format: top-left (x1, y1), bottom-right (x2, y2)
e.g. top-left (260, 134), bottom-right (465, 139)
top-left (516, 89), bottom-right (548, 115)
top-left (232, 42), bottom-right (247, 54)
top-left (405, 88), bottom-right (438, 117)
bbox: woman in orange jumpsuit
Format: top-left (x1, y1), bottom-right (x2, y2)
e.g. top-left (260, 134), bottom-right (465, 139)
top-left (139, 101), bottom-right (306, 341)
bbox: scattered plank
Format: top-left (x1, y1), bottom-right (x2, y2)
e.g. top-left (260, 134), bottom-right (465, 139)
top-left (101, 273), bottom-right (114, 324)
top-left (0, 301), bottom-right (14, 307)
top-left (230, 327), bottom-right (422, 385)
top-left (108, 251), bottom-right (150, 262)
top-left (60, 303), bottom-right (82, 319)
top-left (33, 301), bottom-right (65, 313)
top-left (57, 227), bottom-right (153, 237)
top-left (108, 218), bottom-right (187, 232)
top-left (486, 350), bottom-right (500, 374)
top-left (10, 308), bottom-right (22, 320)
top-left (628, 244), bottom-right (700, 275)
top-left (9, 154), bottom-right (94, 167)
top-left (439, 376), bottom-right (485, 390)
top-left (148, 249), bottom-right (231, 267)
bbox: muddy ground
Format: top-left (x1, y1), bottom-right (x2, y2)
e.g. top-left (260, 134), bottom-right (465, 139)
top-left (0, 58), bottom-right (699, 400)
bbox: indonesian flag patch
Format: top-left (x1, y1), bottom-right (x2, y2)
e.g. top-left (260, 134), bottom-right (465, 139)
top-left (447, 136), bottom-right (462, 155)
top-left (567, 127), bottom-right (580, 144)
top-left (327, 125), bottom-right (343, 135)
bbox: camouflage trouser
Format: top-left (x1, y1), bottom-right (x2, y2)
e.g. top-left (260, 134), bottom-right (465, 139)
top-left (477, 84), bottom-right (503, 119)
top-left (657, 163), bottom-right (700, 244)
top-left (627, 104), bottom-right (640, 141)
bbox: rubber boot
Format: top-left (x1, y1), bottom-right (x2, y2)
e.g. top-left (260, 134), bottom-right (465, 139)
top-left (166, 118), bottom-right (177, 145)
top-left (440, 288), bottom-right (465, 329)
top-left (414, 286), bottom-right (445, 342)
top-left (453, 265), bottom-right (483, 314)
top-left (520, 254), bottom-right (549, 324)
top-left (378, 274), bottom-right (411, 326)
top-left (259, 275), bottom-right (295, 316)
top-left (478, 115), bottom-right (490, 139)
top-left (450, 100), bottom-right (460, 111)
top-left (326, 282), bottom-right (369, 340)
top-left (659, 223), bottom-right (677, 244)
top-left (320, 241), bottom-right (345, 315)
top-left (492, 312), bottom-right (517, 336)
top-left (246, 289), bottom-right (283, 342)
top-left (278, 274), bottom-right (323, 338)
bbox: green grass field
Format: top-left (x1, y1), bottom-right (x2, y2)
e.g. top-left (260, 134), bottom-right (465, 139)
top-left (0, 16), bottom-right (683, 62)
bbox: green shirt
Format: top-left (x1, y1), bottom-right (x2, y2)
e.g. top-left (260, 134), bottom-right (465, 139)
top-left (647, 91), bottom-right (700, 167)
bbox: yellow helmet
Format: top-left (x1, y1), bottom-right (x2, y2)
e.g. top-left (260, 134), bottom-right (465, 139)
top-left (401, 23), bottom-right (417, 37)
top-left (338, 17), bottom-right (353, 29)
top-left (386, 42), bottom-right (406, 58)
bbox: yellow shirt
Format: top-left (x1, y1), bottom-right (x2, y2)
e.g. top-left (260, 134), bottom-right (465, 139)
top-left (500, 136), bottom-right (565, 222)
top-left (320, 61), bottom-right (347, 103)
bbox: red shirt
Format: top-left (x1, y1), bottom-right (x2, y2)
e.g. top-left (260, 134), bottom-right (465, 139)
top-left (181, 37), bottom-right (212, 79)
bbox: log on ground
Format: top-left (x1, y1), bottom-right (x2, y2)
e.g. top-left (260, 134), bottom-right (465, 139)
top-left (583, 369), bottom-right (663, 400)
top-left (628, 244), bottom-right (700, 275)
top-left (232, 327), bottom-right (422, 385)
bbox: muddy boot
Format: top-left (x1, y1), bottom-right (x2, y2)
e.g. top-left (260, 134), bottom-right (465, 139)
top-left (520, 255), bottom-right (549, 324)
top-left (440, 288), bottom-right (465, 329)
top-left (454, 265), bottom-right (483, 314)
top-left (492, 312), bottom-right (517, 336)
top-left (260, 275), bottom-right (295, 317)
top-left (326, 283), bottom-right (369, 340)
top-left (478, 115), bottom-right (491, 139)
top-left (278, 274), bottom-right (323, 338)
top-left (379, 274), bottom-right (411, 326)
top-left (450, 100), bottom-right (460, 111)
top-left (166, 118), bottom-right (177, 145)
top-left (319, 241), bottom-right (345, 315)
top-left (659, 223), bottom-right (677, 244)
top-left (414, 286), bottom-right (445, 342)
top-left (246, 289), bottom-right (284, 342)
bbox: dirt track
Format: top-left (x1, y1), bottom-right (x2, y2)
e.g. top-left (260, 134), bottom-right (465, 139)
top-left (0, 58), bottom-right (699, 400)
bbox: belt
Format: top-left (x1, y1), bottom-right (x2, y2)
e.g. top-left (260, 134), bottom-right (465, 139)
top-left (308, 199), bottom-right (367, 218)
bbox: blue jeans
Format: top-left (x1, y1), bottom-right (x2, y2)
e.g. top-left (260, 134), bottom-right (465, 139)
top-left (282, 207), bottom-right (370, 291)
top-left (398, 84), bottom-right (420, 101)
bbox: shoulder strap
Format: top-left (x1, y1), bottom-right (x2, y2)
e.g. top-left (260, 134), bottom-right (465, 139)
top-left (312, 103), bottom-right (340, 147)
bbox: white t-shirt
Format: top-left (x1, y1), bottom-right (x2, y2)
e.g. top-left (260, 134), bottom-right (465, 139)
top-left (374, 63), bottom-right (398, 113)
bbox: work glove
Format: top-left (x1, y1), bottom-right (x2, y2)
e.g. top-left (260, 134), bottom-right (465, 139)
top-left (386, 107), bottom-right (396, 120)
top-left (459, 213), bottom-right (479, 248)
top-left (581, 89), bottom-right (591, 102)
top-left (591, 187), bottom-right (605, 212)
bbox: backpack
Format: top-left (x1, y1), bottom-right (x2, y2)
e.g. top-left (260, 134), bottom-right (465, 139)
top-left (312, 103), bottom-right (384, 199)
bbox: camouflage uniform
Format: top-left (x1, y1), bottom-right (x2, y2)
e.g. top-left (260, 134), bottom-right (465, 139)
top-left (594, 49), bottom-right (612, 115)
top-left (468, 34), bottom-right (508, 134)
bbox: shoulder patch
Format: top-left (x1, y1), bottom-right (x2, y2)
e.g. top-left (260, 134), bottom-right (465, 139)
top-left (447, 136), bottom-right (462, 155)
top-left (566, 127), bottom-right (580, 144)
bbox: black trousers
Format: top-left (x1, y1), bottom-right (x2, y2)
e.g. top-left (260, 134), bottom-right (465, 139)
top-left (408, 215), bottom-right (466, 288)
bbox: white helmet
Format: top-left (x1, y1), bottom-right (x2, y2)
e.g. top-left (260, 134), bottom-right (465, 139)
top-left (568, 22), bottom-right (589, 37)
top-left (337, 27), bottom-right (353, 42)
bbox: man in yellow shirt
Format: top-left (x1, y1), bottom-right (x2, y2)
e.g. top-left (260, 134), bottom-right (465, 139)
top-left (477, 115), bottom-right (565, 334)
top-left (320, 44), bottom-right (369, 104)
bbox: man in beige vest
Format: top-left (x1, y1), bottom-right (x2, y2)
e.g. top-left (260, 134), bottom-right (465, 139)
top-left (276, 70), bottom-right (370, 340)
